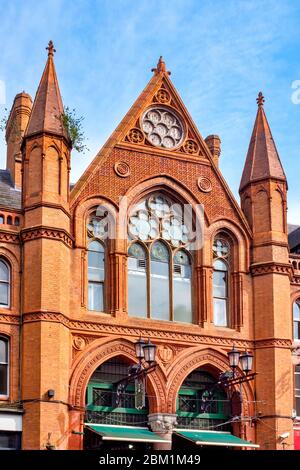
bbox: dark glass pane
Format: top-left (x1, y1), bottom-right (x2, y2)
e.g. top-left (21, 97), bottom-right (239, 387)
top-left (150, 241), bottom-right (169, 262)
top-left (174, 250), bottom-right (190, 265)
top-left (7, 216), bottom-right (12, 225)
top-left (0, 261), bottom-right (9, 282)
top-left (151, 258), bottom-right (169, 320)
top-left (0, 283), bottom-right (9, 306)
top-left (0, 432), bottom-right (21, 449)
top-left (14, 217), bottom-right (20, 226)
top-left (0, 339), bottom-right (7, 363)
top-left (213, 298), bottom-right (227, 326)
top-left (174, 264), bottom-right (192, 323)
top-left (88, 283), bottom-right (104, 311)
top-left (128, 243), bottom-right (146, 259)
top-left (213, 271), bottom-right (227, 298)
top-left (128, 259), bottom-right (147, 318)
top-left (295, 372), bottom-right (300, 391)
top-left (296, 397), bottom-right (300, 417)
top-left (0, 364), bottom-right (8, 395)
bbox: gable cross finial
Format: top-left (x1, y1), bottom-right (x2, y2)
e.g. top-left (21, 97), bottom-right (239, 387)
top-left (151, 56), bottom-right (171, 75)
top-left (46, 40), bottom-right (56, 57)
top-left (256, 91), bottom-right (265, 107)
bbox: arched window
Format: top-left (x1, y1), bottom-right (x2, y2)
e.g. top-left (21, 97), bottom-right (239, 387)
top-left (128, 243), bottom-right (147, 318)
top-left (293, 300), bottom-right (300, 340)
top-left (0, 336), bottom-right (9, 396)
top-left (213, 237), bottom-right (230, 327)
top-left (0, 260), bottom-right (10, 308)
top-left (128, 193), bottom-right (193, 322)
top-left (87, 210), bottom-right (110, 312)
top-left (151, 241), bottom-right (170, 321)
top-left (0, 215), bottom-right (4, 224)
top-left (173, 250), bottom-right (192, 323)
top-left (6, 216), bottom-right (12, 225)
top-left (88, 241), bottom-right (105, 312)
top-left (14, 217), bottom-right (20, 227)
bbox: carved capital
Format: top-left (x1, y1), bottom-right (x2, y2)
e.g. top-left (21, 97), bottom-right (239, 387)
top-left (148, 413), bottom-right (177, 434)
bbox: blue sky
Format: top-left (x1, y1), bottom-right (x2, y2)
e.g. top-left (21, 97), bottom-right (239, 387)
top-left (0, 0), bottom-right (300, 222)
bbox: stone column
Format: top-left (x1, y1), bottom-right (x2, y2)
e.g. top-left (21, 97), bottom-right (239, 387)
top-left (148, 413), bottom-right (177, 450)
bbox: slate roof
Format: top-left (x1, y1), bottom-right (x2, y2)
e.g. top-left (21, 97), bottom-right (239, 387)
top-left (288, 224), bottom-right (300, 251)
top-left (0, 169), bottom-right (21, 210)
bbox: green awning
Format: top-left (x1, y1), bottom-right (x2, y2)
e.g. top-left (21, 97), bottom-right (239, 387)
top-left (85, 424), bottom-right (171, 444)
top-left (174, 430), bottom-right (259, 448)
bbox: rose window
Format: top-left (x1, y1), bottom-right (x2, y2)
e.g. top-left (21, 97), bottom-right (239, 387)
top-left (213, 238), bottom-right (230, 258)
top-left (128, 211), bottom-right (159, 241)
top-left (162, 217), bottom-right (189, 247)
top-left (128, 193), bottom-right (191, 247)
top-left (87, 216), bottom-right (108, 239)
top-left (141, 106), bottom-right (184, 149)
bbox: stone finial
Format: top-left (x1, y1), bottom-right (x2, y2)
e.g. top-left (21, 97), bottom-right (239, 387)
top-left (256, 91), bottom-right (265, 107)
top-left (151, 56), bottom-right (171, 75)
top-left (46, 40), bottom-right (56, 57)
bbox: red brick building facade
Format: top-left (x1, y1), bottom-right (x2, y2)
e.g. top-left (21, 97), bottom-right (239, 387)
top-left (0, 42), bottom-right (299, 450)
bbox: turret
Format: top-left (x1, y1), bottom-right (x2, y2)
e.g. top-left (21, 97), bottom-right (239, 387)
top-left (5, 92), bottom-right (32, 188)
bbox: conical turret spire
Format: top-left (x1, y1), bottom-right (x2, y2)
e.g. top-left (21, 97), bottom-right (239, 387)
top-left (25, 41), bottom-right (68, 140)
top-left (239, 92), bottom-right (286, 192)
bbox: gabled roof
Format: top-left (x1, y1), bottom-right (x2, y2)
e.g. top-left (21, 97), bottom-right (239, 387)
top-left (70, 58), bottom-right (251, 234)
top-left (239, 92), bottom-right (286, 192)
top-left (24, 41), bottom-right (68, 140)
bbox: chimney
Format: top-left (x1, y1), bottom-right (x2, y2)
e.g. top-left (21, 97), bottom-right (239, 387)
top-left (6, 92), bottom-right (32, 188)
top-left (205, 134), bottom-right (221, 166)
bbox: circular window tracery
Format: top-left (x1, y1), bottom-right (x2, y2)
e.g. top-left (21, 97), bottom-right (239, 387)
top-left (128, 193), bottom-right (191, 247)
top-left (141, 106), bottom-right (184, 149)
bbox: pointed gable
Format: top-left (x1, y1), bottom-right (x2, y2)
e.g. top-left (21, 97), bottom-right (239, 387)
top-left (25, 41), bottom-right (68, 140)
top-left (71, 57), bottom-right (213, 203)
top-left (70, 58), bottom-right (251, 236)
top-left (239, 92), bottom-right (286, 192)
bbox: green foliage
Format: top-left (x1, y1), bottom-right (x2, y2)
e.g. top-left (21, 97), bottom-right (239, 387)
top-left (0, 108), bottom-right (8, 132)
top-left (60, 106), bottom-right (89, 153)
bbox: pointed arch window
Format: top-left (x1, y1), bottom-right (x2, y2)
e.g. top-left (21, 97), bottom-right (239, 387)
top-left (293, 300), bottom-right (300, 341)
top-left (213, 238), bottom-right (230, 327)
top-left (0, 336), bottom-right (9, 396)
top-left (0, 259), bottom-right (10, 308)
top-left (128, 243), bottom-right (147, 318)
top-left (151, 241), bottom-right (170, 321)
top-left (173, 250), bottom-right (192, 323)
top-left (88, 241), bottom-right (105, 312)
top-left (127, 193), bottom-right (193, 323)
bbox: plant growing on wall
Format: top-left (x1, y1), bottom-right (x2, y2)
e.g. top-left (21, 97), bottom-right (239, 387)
top-left (0, 108), bottom-right (8, 132)
top-left (60, 106), bottom-right (89, 153)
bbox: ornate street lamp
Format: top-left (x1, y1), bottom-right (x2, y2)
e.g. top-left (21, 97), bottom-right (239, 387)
top-left (143, 338), bottom-right (157, 366)
top-left (135, 337), bottom-right (145, 361)
top-left (115, 337), bottom-right (157, 409)
top-left (227, 346), bottom-right (241, 377)
top-left (240, 350), bottom-right (254, 375)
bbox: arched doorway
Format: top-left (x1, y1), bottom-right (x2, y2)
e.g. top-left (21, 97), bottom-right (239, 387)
top-left (83, 356), bottom-right (168, 450)
top-left (176, 367), bottom-right (230, 431)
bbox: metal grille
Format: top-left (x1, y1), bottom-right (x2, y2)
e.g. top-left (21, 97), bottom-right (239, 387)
top-left (85, 410), bottom-right (147, 426)
top-left (176, 416), bottom-right (230, 431)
